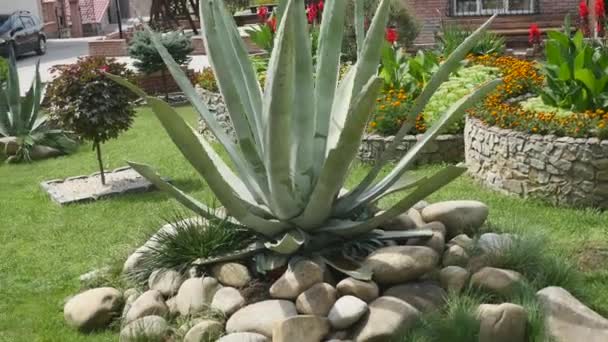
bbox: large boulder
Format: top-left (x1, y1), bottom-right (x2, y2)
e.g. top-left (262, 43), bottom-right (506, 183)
top-left (439, 266), bottom-right (470, 293)
top-left (119, 315), bottom-right (169, 342)
top-left (0, 136), bottom-right (18, 156)
top-left (211, 286), bottom-right (245, 316)
top-left (183, 320), bottom-right (224, 342)
top-left (328, 295), bottom-right (369, 330)
top-left (478, 233), bottom-right (514, 254)
top-left (471, 267), bottom-right (524, 296)
top-left (383, 281), bottom-right (447, 313)
top-left (225, 300), bottom-right (297, 337)
top-left (336, 278), bottom-right (379, 303)
top-left (421, 200), bottom-right (489, 237)
top-left (175, 277), bottom-right (222, 316)
top-left (363, 246), bottom-right (439, 285)
top-left (211, 262), bottom-right (252, 288)
top-left (272, 315), bottom-right (330, 342)
top-left (63, 287), bottom-right (123, 332)
top-left (269, 259), bottom-right (324, 299)
top-left (537, 286), bottom-right (608, 342)
top-left (148, 269), bottom-right (184, 297)
top-left (442, 245), bottom-right (470, 267)
top-left (295, 283), bottom-right (337, 316)
top-left (477, 303), bottom-right (527, 342)
top-left (217, 332), bottom-right (269, 342)
top-left (124, 290), bottom-right (168, 323)
top-left (351, 296), bottom-right (420, 342)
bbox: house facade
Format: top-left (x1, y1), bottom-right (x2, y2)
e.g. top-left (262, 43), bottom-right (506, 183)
top-left (407, 0), bottom-right (579, 46)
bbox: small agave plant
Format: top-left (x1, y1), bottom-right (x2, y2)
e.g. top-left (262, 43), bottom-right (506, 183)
top-left (0, 52), bottom-right (76, 163)
top-left (110, 0), bottom-right (500, 278)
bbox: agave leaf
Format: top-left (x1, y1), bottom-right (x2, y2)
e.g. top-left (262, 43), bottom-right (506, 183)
top-left (354, 0), bottom-right (365, 57)
top-left (338, 78), bottom-right (502, 213)
top-left (321, 165), bottom-right (466, 236)
top-left (140, 25), bottom-right (269, 204)
top-left (374, 229), bottom-right (434, 241)
top-left (263, 0), bottom-right (301, 219)
top-left (128, 161), bottom-right (223, 220)
top-left (23, 61), bottom-right (42, 130)
top-left (6, 51), bottom-right (20, 133)
top-left (265, 229), bottom-right (308, 254)
top-left (340, 14), bottom-right (498, 208)
top-left (255, 252), bottom-right (289, 273)
top-left (202, 0), bottom-right (264, 152)
top-left (193, 241), bottom-right (267, 266)
top-left (318, 254), bottom-right (373, 281)
top-left (326, 0), bottom-right (390, 153)
top-left (145, 96), bottom-right (288, 236)
top-left (105, 73), bottom-right (147, 98)
top-left (312, 0), bottom-right (347, 175)
top-left (291, 0), bottom-right (315, 203)
top-left (0, 89), bottom-right (10, 137)
top-left (296, 77), bottom-right (383, 229)
top-left (373, 173), bottom-right (428, 202)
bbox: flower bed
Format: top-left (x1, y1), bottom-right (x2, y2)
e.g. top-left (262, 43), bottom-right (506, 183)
top-left (465, 116), bottom-right (608, 208)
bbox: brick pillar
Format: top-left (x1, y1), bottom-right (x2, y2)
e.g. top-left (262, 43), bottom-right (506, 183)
top-left (69, 0), bottom-right (83, 38)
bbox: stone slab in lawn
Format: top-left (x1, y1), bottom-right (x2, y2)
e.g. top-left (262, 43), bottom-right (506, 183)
top-left (41, 167), bottom-right (160, 205)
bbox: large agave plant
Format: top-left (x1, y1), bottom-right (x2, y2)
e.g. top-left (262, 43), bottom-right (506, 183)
top-left (111, 0), bottom-right (500, 276)
top-left (0, 53), bottom-right (76, 163)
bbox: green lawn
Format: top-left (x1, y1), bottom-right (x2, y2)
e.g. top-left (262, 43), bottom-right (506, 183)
top-left (1, 106), bottom-right (607, 341)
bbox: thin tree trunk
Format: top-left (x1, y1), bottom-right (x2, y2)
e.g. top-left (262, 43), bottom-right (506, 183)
top-left (94, 140), bottom-right (106, 185)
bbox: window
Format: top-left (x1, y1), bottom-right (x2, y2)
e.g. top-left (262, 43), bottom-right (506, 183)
top-left (452, 0), bottom-right (536, 15)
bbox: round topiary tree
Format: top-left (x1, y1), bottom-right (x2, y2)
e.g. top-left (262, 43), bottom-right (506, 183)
top-left (128, 30), bottom-right (193, 100)
top-left (46, 57), bottom-right (137, 185)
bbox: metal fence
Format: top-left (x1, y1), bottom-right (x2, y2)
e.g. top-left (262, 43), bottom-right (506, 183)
top-left (448, 0), bottom-right (540, 16)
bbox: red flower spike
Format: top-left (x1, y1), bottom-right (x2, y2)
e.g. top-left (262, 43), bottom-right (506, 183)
top-left (528, 23), bottom-right (541, 45)
top-left (99, 65), bottom-right (110, 73)
top-left (317, 0), bottom-right (324, 12)
top-left (257, 6), bottom-right (269, 21)
top-left (580, 1), bottom-right (590, 18)
top-left (596, 0), bottom-right (605, 18)
top-left (306, 4), bottom-right (318, 24)
top-left (385, 27), bottom-right (398, 44)
top-left (267, 16), bottom-right (277, 32)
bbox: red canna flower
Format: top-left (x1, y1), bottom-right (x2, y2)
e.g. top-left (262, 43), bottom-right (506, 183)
top-left (267, 16), bottom-right (277, 32)
top-left (385, 27), bottom-right (398, 44)
top-left (306, 3), bottom-right (318, 24)
top-left (528, 23), bottom-right (541, 45)
top-left (317, 0), bottom-right (324, 12)
top-left (257, 6), bottom-right (269, 22)
top-left (596, 0), bottom-right (605, 18)
top-left (580, 1), bottom-right (590, 18)
top-left (99, 65), bottom-right (110, 73)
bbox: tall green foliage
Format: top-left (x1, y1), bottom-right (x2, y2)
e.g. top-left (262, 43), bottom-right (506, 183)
top-left (128, 30), bottom-right (193, 98)
top-left (110, 0), bottom-right (500, 277)
top-left (0, 54), bottom-right (76, 163)
top-left (540, 30), bottom-right (608, 111)
top-left (437, 22), bottom-right (505, 57)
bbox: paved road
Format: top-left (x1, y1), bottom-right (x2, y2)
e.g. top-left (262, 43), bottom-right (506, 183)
top-left (15, 37), bottom-right (210, 94)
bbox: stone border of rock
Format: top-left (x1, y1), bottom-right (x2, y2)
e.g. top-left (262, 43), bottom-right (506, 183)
top-left (357, 133), bottom-right (464, 166)
top-left (41, 166), bottom-right (162, 205)
top-left (196, 88), bottom-right (236, 142)
top-left (465, 117), bottom-right (608, 209)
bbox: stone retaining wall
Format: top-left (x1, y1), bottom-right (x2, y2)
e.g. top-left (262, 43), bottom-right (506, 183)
top-left (465, 117), bottom-right (608, 208)
top-left (357, 134), bottom-right (464, 166)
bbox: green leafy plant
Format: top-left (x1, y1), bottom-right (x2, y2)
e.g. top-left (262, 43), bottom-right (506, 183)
top-left (46, 57), bottom-right (136, 184)
top-left (380, 46), bottom-right (440, 96)
top-left (0, 57), bottom-right (8, 86)
top-left (540, 29), bottom-right (608, 111)
top-left (437, 22), bottom-right (505, 57)
top-left (110, 0), bottom-right (500, 278)
top-left (128, 30), bottom-right (193, 99)
top-left (0, 54), bottom-right (76, 163)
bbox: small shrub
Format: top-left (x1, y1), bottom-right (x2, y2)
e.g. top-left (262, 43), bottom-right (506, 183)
top-left (128, 30), bottom-right (193, 98)
top-left (46, 57), bottom-right (136, 184)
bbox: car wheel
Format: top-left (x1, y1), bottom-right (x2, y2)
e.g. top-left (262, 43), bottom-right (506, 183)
top-left (35, 37), bottom-right (46, 55)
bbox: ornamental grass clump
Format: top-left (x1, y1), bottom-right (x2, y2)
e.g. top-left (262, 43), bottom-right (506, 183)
top-left (109, 0), bottom-right (500, 277)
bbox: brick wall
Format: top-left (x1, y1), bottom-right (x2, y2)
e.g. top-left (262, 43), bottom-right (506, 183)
top-left (88, 39), bottom-right (128, 57)
top-left (137, 69), bottom-right (197, 95)
top-left (407, 0), bottom-right (579, 46)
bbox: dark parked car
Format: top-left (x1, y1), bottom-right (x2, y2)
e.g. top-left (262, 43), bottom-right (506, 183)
top-left (0, 11), bottom-right (46, 58)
